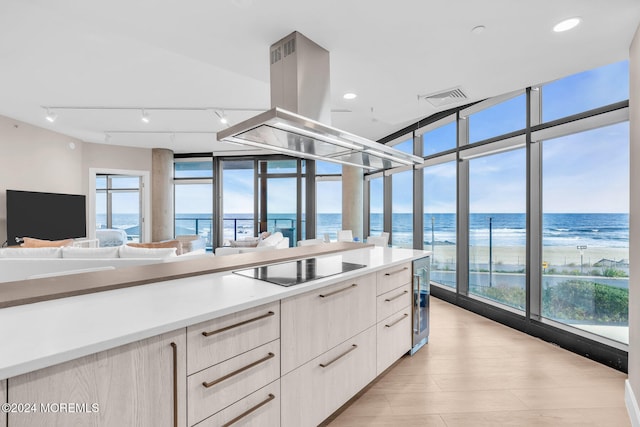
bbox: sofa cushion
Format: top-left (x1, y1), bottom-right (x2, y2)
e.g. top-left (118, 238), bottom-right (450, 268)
top-left (128, 240), bottom-right (183, 255)
top-left (0, 247), bottom-right (63, 258)
top-left (118, 245), bottom-right (177, 259)
top-left (257, 232), bottom-right (283, 248)
top-left (62, 246), bottom-right (121, 259)
top-left (21, 237), bottom-right (74, 248)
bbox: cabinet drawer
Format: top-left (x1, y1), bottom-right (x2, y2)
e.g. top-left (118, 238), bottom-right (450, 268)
top-left (376, 263), bottom-right (411, 295)
top-left (188, 340), bottom-right (280, 426)
top-left (281, 273), bottom-right (376, 374)
top-left (281, 326), bottom-right (376, 427)
top-left (187, 301), bottom-right (279, 374)
top-left (376, 307), bottom-right (412, 375)
top-left (377, 283), bottom-right (411, 322)
top-left (196, 380), bottom-right (280, 427)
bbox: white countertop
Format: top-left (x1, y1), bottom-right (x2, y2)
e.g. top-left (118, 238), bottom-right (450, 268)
top-left (0, 246), bottom-right (429, 380)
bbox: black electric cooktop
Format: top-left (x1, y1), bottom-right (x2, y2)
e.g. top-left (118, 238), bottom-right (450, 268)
top-left (233, 257), bottom-right (366, 287)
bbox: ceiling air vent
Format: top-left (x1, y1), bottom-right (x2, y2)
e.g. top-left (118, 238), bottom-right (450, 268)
top-left (419, 86), bottom-right (468, 107)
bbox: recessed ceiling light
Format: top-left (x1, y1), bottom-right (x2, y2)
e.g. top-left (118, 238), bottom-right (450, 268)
top-left (343, 92), bottom-right (357, 100)
top-left (45, 108), bottom-right (57, 123)
top-left (553, 17), bottom-right (581, 33)
top-left (471, 25), bottom-right (486, 34)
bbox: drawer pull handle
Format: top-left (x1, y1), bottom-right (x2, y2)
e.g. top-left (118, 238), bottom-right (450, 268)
top-left (202, 311), bottom-right (275, 337)
top-left (170, 342), bottom-right (178, 427)
top-left (319, 283), bottom-right (357, 298)
top-left (221, 393), bottom-right (276, 427)
top-left (202, 352), bottom-right (275, 388)
top-left (319, 344), bottom-right (358, 368)
top-left (384, 266), bottom-right (408, 276)
top-left (385, 290), bottom-right (408, 302)
top-left (385, 313), bottom-right (409, 328)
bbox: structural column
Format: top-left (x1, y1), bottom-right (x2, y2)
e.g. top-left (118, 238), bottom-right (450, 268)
top-left (151, 148), bottom-right (174, 241)
top-left (627, 22), bottom-right (640, 421)
top-left (342, 165), bottom-right (363, 240)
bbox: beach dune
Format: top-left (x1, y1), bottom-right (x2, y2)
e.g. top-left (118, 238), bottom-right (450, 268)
top-left (428, 245), bottom-right (628, 268)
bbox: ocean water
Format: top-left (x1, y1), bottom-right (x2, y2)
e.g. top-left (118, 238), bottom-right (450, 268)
top-left (99, 213), bottom-right (629, 249)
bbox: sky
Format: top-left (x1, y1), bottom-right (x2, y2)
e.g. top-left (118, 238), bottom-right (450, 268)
top-left (103, 60), bottom-right (630, 218)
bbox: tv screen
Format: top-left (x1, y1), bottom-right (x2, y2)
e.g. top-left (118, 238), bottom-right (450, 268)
top-left (6, 190), bottom-right (86, 245)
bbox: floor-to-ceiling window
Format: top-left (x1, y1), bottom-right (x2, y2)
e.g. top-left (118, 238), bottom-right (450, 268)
top-left (222, 159), bottom-right (255, 242)
top-left (316, 161), bottom-right (342, 241)
top-left (389, 137), bottom-right (414, 249)
top-left (261, 159), bottom-right (300, 245)
top-left (421, 115), bottom-right (458, 288)
top-left (541, 123), bottom-right (629, 344)
top-left (423, 160), bottom-right (457, 288)
top-left (468, 148), bottom-right (527, 310)
top-left (536, 60), bottom-right (630, 345)
top-left (364, 59), bottom-right (630, 366)
top-left (174, 158), bottom-right (213, 248)
top-left (96, 174), bottom-right (142, 242)
top-left (368, 175), bottom-right (384, 237)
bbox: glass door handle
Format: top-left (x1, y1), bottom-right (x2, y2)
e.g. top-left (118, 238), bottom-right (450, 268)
top-left (413, 273), bottom-right (420, 333)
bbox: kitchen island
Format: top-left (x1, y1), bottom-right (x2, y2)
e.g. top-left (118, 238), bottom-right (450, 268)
top-left (0, 244), bottom-right (430, 427)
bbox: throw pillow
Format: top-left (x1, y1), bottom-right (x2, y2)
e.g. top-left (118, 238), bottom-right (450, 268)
top-left (21, 237), bottom-right (74, 248)
top-left (128, 240), bottom-right (183, 255)
top-left (229, 239), bottom-right (259, 248)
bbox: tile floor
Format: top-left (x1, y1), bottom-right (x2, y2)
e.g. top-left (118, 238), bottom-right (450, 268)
top-left (327, 297), bottom-right (630, 427)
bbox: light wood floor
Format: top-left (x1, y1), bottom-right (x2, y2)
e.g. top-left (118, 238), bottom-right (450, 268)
top-left (327, 297), bottom-right (630, 427)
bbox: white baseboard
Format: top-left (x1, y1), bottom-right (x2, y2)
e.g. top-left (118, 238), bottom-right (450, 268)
top-left (626, 379), bottom-right (640, 427)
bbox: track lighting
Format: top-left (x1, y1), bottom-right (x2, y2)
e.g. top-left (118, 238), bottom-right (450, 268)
top-left (141, 109), bottom-right (150, 123)
top-left (45, 108), bottom-right (57, 123)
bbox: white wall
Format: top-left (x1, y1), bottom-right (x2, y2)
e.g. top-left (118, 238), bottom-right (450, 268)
top-left (628, 22), bottom-right (640, 425)
top-left (0, 114), bottom-right (151, 245)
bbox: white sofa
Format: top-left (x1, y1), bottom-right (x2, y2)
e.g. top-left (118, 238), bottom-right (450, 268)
top-left (215, 232), bottom-right (290, 256)
top-left (0, 246), bottom-right (211, 283)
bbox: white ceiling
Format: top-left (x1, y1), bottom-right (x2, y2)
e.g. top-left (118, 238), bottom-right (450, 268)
top-left (1, 0), bottom-right (639, 154)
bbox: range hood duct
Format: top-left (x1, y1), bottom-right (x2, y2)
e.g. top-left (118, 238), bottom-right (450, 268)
top-left (217, 32), bottom-right (423, 170)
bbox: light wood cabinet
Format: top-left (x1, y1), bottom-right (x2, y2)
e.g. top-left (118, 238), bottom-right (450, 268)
top-left (375, 263), bottom-right (413, 376)
top-left (280, 273), bottom-right (376, 374)
top-left (376, 307), bottom-right (412, 375)
top-left (376, 263), bottom-right (411, 295)
top-left (196, 380), bottom-right (280, 427)
top-left (7, 329), bottom-right (186, 427)
top-left (187, 340), bottom-right (280, 426)
top-left (187, 301), bottom-right (279, 375)
top-left (377, 283), bottom-right (411, 321)
top-left (1, 379), bottom-right (6, 426)
top-left (281, 326), bottom-right (376, 427)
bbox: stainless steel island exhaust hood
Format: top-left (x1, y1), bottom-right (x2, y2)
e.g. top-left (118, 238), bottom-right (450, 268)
top-left (217, 32), bottom-right (423, 170)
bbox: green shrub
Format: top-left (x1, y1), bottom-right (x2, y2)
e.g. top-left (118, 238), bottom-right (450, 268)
top-left (542, 280), bottom-right (628, 323)
top-left (472, 285), bottom-right (525, 310)
top-left (602, 268), bottom-right (627, 278)
top-left (472, 279), bottom-right (628, 324)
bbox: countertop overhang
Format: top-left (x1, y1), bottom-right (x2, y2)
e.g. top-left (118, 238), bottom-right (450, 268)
top-left (0, 242), bottom-right (367, 309)
top-left (0, 245), bottom-right (430, 380)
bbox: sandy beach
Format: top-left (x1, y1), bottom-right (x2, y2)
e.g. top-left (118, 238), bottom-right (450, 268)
top-left (427, 244), bottom-right (629, 268)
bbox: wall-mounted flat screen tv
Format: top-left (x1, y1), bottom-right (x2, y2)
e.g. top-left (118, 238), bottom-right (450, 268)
top-left (6, 190), bottom-right (86, 245)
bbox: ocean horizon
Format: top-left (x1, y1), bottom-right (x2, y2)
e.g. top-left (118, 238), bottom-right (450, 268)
top-left (101, 213), bottom-right (629, 249)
